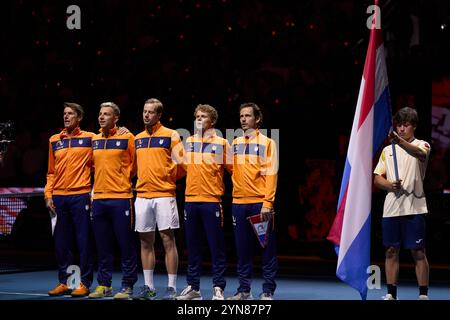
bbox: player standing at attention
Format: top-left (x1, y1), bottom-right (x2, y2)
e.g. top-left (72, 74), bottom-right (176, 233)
top-left (131, 98), bottom-right (184, 300)
top-left (88, 102), bottom-right (138, 300)
top-left (45, 102), bottom-right (94, 297)
top-left (176, 104), bottom-right (232, 300)
top-left (227, 102), bottom-right (278, 301)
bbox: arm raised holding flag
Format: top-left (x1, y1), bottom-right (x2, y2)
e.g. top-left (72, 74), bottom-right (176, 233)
top-left (373, 107), bottom-right (431, 301)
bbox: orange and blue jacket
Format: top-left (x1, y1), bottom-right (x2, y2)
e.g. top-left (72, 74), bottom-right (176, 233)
top-left (135, 122), bottom-right (185, 198)
top-left (183, 131), bottom-right (233, 203)
top-left (92, 127), bottom-right (135, 199)
top-left (231, 130), bottom-right (278, 208)
top-left (44, 127), bottom-right (94, 199)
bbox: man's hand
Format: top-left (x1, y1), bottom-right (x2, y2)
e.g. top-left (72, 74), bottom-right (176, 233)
top-left (391, 179), bottom-right (402, 192)
top-left (260, 207), bottom-right (274, 222)
top-left (389, 130), bottom-right (400, 144)
top-left (45, 198), bottom-right (57, 216)
top-left (117, 127), bottom-right (130, 135)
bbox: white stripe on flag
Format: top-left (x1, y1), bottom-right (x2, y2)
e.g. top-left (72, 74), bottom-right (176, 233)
top-left (346, 78), bottom-right (365, 158)
top-left (337, 106), bottom-right (374, 266)
top-left (375, 45), bottom-right (389, 102)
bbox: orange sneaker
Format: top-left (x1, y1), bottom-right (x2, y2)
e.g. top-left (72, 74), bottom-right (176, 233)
top-left (71, 283), bottom-right (90, 297)
top-left (48, 283), bottom-right (72, 296)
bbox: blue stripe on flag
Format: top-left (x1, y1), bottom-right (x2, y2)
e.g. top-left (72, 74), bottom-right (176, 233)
top-left (373, 86), bottom-right (392, 153)
top-left (337, 158), bottom-right (351, 209)
top-left (334, 244), bottom-right (340, 256)
top-left (336, 213), bottom-right (371, 300)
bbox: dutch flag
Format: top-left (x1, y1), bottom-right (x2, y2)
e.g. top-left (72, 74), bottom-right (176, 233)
top-left (327, 2), bottom-right (392, 300)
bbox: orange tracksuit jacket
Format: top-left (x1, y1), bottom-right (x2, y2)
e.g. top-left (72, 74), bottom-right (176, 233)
top-left (135, 122), bottom-right (184, 198)
top-left (44, 127), bottom-right (94, 199)
top-left (92, 127), bottom-right (135, 199)
top-left (231, 130), bottom-right (278, 208)
top-left (183, 132), bottom-right (233, 203)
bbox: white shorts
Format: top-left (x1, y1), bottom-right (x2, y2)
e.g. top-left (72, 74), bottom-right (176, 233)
top-left (135, 197), bottom-right (180, 232)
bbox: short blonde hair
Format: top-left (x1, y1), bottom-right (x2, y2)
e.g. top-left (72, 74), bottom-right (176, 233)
top-left (100, 102), bottom-right (120, 117)
top-left (194, 104), bottom-right (218, 126)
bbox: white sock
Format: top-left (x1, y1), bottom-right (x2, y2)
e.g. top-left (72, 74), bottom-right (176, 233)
top-left (168, 274), bottom-right (177, 290)
top-left (143, 269), bottom-right (154, 289)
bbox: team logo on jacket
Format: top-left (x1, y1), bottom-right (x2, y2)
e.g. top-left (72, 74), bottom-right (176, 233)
top-left (116, 141), bottom-right (121, 147)
top-left (85, 205), bottom-right (89, 211)
top-left (125, 210), bottom-right (129, 216)
top-left (79, 139), bottom-right (83, 145)
top-left (159, 139), bottom-right (164, 145)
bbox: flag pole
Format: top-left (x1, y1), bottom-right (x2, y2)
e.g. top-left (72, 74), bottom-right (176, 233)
top-left (390, 129), bottom-right (400, 181)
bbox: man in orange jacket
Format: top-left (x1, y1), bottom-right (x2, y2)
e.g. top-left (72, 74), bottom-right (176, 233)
top-left (88, 102), bottom-right (137, 300)
top-left (176, 104), bottom-right (232, 301)
top-left (227, 102), bottom-right (278, 301)
top-left (131, 98), bottom-right (184, 300)
top-left (45, 102), bottom-right (94, 297)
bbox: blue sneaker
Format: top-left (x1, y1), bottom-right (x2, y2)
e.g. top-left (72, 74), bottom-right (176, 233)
top-left (132, 285), bottom-right (157, 300)
top-left (114, 287), bottom-right (133, 300)
top-left (162, 287), bottom-right (177, 300)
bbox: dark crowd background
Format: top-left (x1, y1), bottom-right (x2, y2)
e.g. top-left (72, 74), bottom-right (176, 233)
top-left (1, 0), bottom-right (450, 272)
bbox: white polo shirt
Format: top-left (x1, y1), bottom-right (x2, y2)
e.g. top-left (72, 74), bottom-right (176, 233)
top-left (374, 138), bottom-right (430, 218)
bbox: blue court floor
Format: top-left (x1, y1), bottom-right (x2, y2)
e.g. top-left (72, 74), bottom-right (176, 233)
top-left (0, 270), bottom-right (449, 300)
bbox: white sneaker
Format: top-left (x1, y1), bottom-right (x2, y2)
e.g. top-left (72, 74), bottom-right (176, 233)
top-left (418, 295), bottom-right (429, 300)
top-left (260, 292), bottom-right (273, 300)
top-left (176, 285), bottom-right (203, 300)
top-left (212, 287), bottom-right (224, 300)
top-left (382, 294), bottom-right (397, 300)
top-left (226, 291), bottom-right (253, 300)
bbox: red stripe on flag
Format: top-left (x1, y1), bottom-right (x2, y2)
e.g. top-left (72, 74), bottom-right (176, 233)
top-left (327, 184), bottom-right (349, 245)
top-left (358, 18), bottom-right (384, 129)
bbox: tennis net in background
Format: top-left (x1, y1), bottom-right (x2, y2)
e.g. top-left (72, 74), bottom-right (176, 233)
top-left (0, 188), bottom-right (55, 273)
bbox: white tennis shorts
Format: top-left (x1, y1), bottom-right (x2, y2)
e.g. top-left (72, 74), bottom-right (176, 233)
top-left (135, 197), bottom-right (180, 232)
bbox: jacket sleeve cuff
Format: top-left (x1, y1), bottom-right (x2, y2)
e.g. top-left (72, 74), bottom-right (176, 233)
top-left (263, 201), bottom-right (273, 209)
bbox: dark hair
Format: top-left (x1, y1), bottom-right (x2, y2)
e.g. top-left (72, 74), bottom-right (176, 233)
top-left (64, 102), bottom-right (84, 118)
top-left (394, 107), bottom-right (418, 127)
top-left (239, 102), bottom-right (263, 127)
